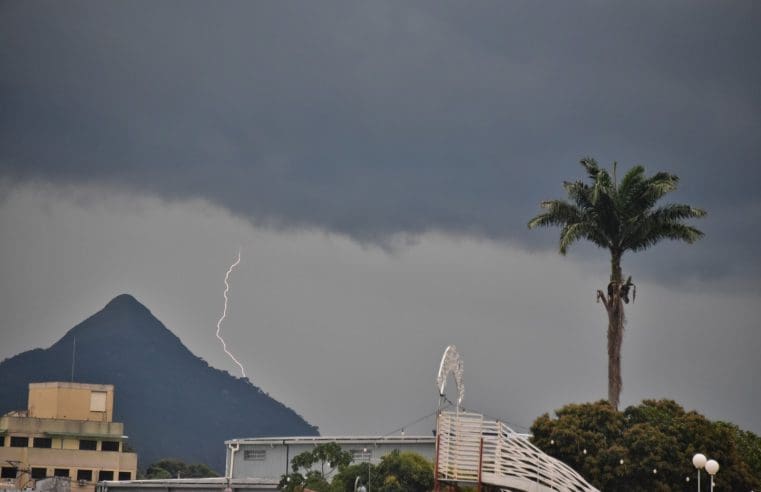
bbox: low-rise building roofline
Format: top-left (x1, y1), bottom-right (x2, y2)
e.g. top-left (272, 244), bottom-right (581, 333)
top-left (30, 382), bottom-right (114, 391)
top-left (99, 478), bottom-right (278, 488)
top-left (226, 435), bottom-right (435, 445)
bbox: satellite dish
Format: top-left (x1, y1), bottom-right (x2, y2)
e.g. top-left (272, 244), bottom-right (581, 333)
top-left (436, 345), bottom-right (464, 408)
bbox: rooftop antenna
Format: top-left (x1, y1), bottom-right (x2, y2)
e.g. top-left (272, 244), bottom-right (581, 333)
top-left (70, 336), bottom-right (76, 382)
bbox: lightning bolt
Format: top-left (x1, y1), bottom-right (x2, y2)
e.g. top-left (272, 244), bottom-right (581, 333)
top-left (215, 250), bottom-right (247, 378)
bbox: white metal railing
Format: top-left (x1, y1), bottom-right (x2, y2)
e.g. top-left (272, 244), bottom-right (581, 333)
top-left (436, 410), bottom-right (598, 492)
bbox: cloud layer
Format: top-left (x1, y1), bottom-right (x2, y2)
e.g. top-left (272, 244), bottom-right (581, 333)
top-left (1, 2), bottom-right (760, 441)
top-left (1, 184), bottom-right (759, 435)
top-left (2, 2), bottom-right (759, 284)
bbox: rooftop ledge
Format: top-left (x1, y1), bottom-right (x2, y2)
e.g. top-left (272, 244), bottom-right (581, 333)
top-left (225, 435), bottom-right (436, 446)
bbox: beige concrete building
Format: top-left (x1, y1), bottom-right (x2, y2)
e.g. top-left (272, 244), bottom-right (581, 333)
top-left (0, 383), bottom-right (137, 492)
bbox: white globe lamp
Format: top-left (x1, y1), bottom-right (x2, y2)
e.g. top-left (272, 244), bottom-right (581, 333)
top-left (693, 453), bottom-right (707, 492)
top-left (705, 459), bottom-right (719, 491)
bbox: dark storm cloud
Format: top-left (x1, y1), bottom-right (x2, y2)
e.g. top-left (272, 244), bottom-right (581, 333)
top-left (1, 1), bottom-right (759, 282)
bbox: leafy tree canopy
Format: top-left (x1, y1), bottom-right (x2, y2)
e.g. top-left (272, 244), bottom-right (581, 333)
top-left (530, 400), bottom-right (759, 491)
top-left (280, 443), bottom-right (353, 492)
top-left (330, 462), bottom-right (372, 492)
top-left (144, 459), bottom-right (218, 479)
top-left (330, 451), bottom-right (433, 492)
top-left (373, 450), bottom-right (434, 492)
top-left (283, 448), bottom-right (435, 492)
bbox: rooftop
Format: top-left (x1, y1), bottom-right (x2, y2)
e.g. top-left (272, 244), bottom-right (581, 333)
top-left (99, 478), bottom-right (278, 490)
top-left (30, 382), bottom-right (114, 391)
top-left (226, 435), bottom-right (435, 446)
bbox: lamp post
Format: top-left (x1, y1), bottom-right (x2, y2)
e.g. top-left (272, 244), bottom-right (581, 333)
top-left (705, 459), bottom-right (719, 491)
top-left (693, 453), bottom-right (707, 491)
top-left (363, 448), bottom-right (370, 492)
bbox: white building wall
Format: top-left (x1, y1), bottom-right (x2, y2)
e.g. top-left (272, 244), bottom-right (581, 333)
top-left (225, 437), bottom-right (435, 482)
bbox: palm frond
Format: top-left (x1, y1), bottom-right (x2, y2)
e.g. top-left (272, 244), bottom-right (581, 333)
top-left (579, 157), bottom-right (600, 180)
top-left (527, 200), bottom-right (581, 229)
top-left (558, 222), bottom-right (610, 254)
top-left (559, 223), bottom-right (588, 255)
top-left (628, 223), bottom-right (705, 251)
top-left (638, 172), bottom-right (679, 208)
top-left (648, 204), bottom-right (707, 222)
top-left (590, 167), bottom-right (613, 205)
top-left (563, 180), bottom-right (594, 209)
top-left (618, 166), bottom-right (646, 198)
top-left (530, 158), bottom-right (705, 258)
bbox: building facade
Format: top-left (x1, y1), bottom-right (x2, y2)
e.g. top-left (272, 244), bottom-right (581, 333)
top-left (97, 478), bottom-right (279, 492)
top-left (0, 382), bottom-right (137, 492)
top-left (225, 436), bottom-right (436, 482)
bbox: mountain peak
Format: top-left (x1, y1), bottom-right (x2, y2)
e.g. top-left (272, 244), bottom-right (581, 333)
top-left (59, 294), bottom-right (162, 345)
top-left (0, 295), bottom-right (317, 472)
top-left (104, 293), bottom-right (145, 310)
top-left (97, 294), bottom-right (154, 322)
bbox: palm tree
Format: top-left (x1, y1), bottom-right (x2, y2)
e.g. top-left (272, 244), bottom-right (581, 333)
top-left (528, 158), bottom-right (706, 409)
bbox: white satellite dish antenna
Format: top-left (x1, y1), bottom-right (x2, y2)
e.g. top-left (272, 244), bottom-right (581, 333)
top-left (436, 345), bottom-right (464, 410)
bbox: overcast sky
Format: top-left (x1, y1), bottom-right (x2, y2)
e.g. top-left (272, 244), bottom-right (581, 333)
top-left (1, 1), bottom-right (759, 437)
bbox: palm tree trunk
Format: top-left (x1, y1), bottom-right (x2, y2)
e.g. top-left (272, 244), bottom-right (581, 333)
top-left (607, 300), bottom-right (624, 409)
top-left (596, 250), bottom-right (624, 409)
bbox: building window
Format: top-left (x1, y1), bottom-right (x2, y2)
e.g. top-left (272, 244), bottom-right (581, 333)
top-left (76, 470), bottom-right (92, 482)
top-left (117, 472), bottom-right (131, 481)
top-left (101, 441), bottom-right (119, 452)
top-left (79, 440), bottom-right (97, 451)
top-left (54, 469), bottom-right (70, 478)
top-left (90, 391), bottom-right (107, 412)
top-left (31, 468), bottom-right (47, 479)
top-left (10, 436), bottom-right (29, 447)
top-left (350, 449), bottom-right (372, 462)
top-left (98, 471), bottom-right (114, 481)
top-left (243, 448), bottom-right (266, 461)
top-left (1, 467), bottom-right (17, 479)
top-left (34, 437), bottom-right (53, 448)
top-left (0, 436), bottom-right (4, 446)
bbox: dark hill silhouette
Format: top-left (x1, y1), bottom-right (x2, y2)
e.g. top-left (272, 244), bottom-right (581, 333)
top-left (0, 294), bottom-right (318, 472)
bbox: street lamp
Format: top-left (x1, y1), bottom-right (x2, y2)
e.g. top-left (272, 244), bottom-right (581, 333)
top-left (705, 459), bottom-right (719, 491)
top-left (363, 448), bottom-right (370, 492)
top-left (354, 476), bottom-right (364, 492)
top-left (693, 453), bottom-right (707, 491)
